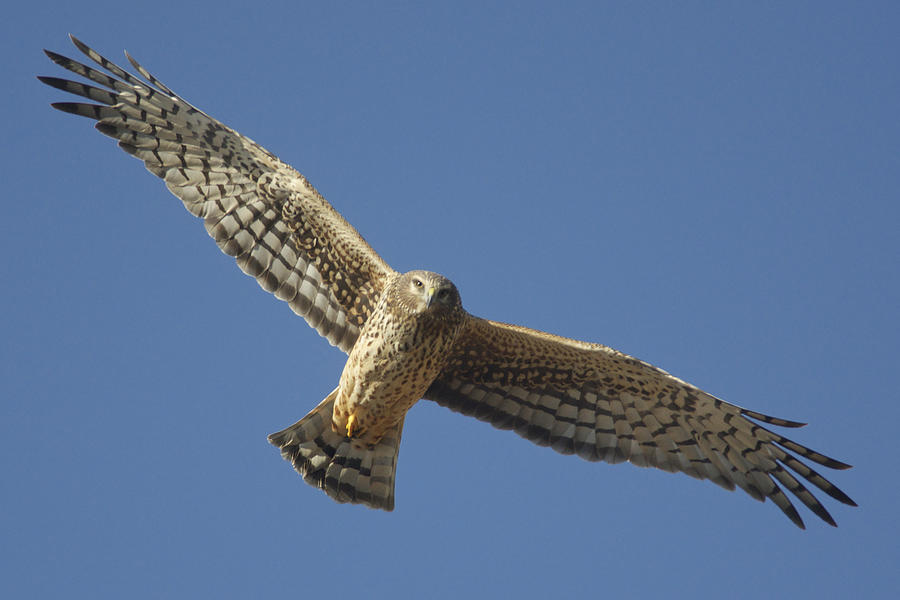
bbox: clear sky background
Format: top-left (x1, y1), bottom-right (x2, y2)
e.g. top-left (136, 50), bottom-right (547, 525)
top-left (2, 2), bottom-right (898, 598)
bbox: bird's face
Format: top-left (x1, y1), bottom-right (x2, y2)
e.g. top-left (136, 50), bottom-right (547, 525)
top-left (400, 270), bottom-right (461, 315)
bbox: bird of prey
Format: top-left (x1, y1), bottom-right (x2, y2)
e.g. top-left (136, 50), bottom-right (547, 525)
top-left (40, 35), bottom-right (856, 528)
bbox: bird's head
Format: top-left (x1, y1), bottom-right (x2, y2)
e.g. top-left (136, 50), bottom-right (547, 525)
top-left (397, 270), bottom-right (462, 315)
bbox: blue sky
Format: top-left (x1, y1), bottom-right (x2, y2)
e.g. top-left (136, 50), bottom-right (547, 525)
top-left (3, 2), bottom-right (898, 598)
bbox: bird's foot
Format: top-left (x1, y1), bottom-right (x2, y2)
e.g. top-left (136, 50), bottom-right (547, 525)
top-left (346, 413), bottom-right (361, 438)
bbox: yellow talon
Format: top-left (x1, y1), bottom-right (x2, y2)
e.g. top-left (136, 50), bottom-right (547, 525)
top-left (346, 414), bottom-right (358, 438)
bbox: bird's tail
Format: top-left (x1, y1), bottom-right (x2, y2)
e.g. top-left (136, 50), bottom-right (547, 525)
top-left (267, 388), bottom-right (403, 511)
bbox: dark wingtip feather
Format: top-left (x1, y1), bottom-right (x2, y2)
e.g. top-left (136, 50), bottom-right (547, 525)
top-left (49, 102), bottom-right (94, 117)
top-left (823, 485), bottom-right (857, 507)
top-left (68, 34), bottom-right (90, 56)
top-left (116, 140), bottom-right (139, 156)
top-left (36, 75), bottom-right (61, 88)
top-left (43, 49), bottom-right (70, 66)
top-left (814, 470), bottom-right (857, 507)
top-left (809, 501), bottom-right (838, 527)
top-left (785, 505), bottom-right (806, 530)
top-left (804, 453), bottom-right (853, 471)
top-left (95, 122), bottom-right (116, 137)
top-left (836, 491), bottom-right (858, 508)
top-left (782, 504), bottom-right (806, 530)
top-left (741, 408), bottom-right (807, 428)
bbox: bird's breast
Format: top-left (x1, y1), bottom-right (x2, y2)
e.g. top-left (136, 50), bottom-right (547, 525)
top-left (332, 311), bottom-right (460, 445)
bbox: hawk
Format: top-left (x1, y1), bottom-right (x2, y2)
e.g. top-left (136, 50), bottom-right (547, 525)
top-left (40, 35), bottom-right (856, 528)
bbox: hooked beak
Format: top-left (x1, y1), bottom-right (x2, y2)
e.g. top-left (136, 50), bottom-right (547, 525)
top-left (424, 286), bottom-right (437, 308)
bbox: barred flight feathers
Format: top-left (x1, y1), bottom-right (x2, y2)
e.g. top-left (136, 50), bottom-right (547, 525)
top-left (426, 317), bottom-right (856, 529)
top-left (268, 389), bottom-right (402, 511)
top-left (41, 35), bottom-right (394, 353)
top-left (42, 36), bottom-right (855, 528)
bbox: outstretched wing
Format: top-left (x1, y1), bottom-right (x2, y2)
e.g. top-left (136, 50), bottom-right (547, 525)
top-left (39, 36), bottom-right (394, 352)
top-left (426, 317), bottom-right (856, 528)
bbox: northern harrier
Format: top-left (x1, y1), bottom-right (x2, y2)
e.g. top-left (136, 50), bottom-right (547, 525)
top-left (40, 36), bottom-right (856, 528)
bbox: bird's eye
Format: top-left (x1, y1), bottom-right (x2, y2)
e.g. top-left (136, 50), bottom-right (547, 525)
top-left (412, 278), bottom-right (423, 288)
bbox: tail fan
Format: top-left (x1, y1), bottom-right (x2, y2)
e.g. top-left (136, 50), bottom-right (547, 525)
top-left (268, 388), bottom-right (403, 511)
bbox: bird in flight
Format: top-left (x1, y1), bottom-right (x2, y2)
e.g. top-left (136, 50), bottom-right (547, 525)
top-left (40, 35), bottom-right (856, 528)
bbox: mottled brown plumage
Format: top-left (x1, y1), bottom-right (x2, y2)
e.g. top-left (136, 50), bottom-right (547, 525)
top-left (41, 36), bottom-right (857, 527)
top-left (333, 271), bottom-right (464, 447)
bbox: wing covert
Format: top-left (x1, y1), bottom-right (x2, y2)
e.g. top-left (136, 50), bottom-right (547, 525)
top-left (40, 35), bottom-right (394, 352)
top-left (426, 317), bottom-right (856, 528)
